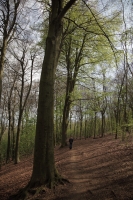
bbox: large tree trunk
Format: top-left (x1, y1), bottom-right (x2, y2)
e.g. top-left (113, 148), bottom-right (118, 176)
top-left (29, 0), bottom-right (77, 188)
top-left (29, 1), bottom-right (64, 188)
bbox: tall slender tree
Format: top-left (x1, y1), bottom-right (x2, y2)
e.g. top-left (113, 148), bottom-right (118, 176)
top-left (0, 0), bottom-right (21, 103)
top-left (61, 33), bottom-right (87, 146)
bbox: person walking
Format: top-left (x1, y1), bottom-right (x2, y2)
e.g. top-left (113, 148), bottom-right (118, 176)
top-left (69, 137), bottom-right (73, 149)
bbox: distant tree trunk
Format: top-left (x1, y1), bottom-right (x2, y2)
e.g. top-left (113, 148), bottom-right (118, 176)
top-left (101, 111), bottom-right (105, 137)
top-left (61, 95), bottom-right (71, 146)
top-left (79, 100), bottom-right (83, 140)
top-left (89, 118), bottom-right (93, 137)
top-left (0, 107), bottom-right (7, 168)
top-left (84, 119), bottom-right (87, 139)
top-left (0, 125), bottom-right (5, 168)
top-left (80, 119), bottom-right (83, 140)
top-left (69, 112), bottom-right (72, 131)
top-left (6, 101), bottom-right (11, 163)
top-left (115, 67), bottom-right (126, 139)
top-left (114, 109), bottom-right (118, 139)
top-left (11, 112), bottom-right (15, 161)
top-left (74, 118), bottom-right (76, 138)
top-left (76, 120), bottom-right (79, 138)
top-left (55, 112), bottom-right (57, 146)
top-left (14, 109), bottom-right (23, 163)
top-left (93, 112), bottom-right (97, 139)
top-left (100, 73), bottom-right (107, 138)
top-left (6, 79), bottom-right (16, 163)
top-left (123, 65), bottom-right (128, 132)
top-left (109, 104), bottom-right (114, 134)
top-left (131, 107), bottom-right (133, 119)
top-left (61, 55), bottom-right (76, 146)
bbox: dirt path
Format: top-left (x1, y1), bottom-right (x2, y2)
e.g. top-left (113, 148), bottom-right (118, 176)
top-left (63, 147), bottom-right (91, 200)
top-left (0, 135), bottom-right (133, 200)
top-left (53, 135), bottom-right (133, 200)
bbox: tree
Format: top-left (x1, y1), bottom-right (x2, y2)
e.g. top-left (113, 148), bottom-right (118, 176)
top-left (60, 0), bottom-right (122, 144)
top-left (12, 1), bottom-right (77, 198)
top-left (4, 65), bottom-right (18, 164)
top-left (61, 33), bottom-right (87, 146)
top-left (9, 40), bottom-right (36, 164)
top-left (10, 0), bottom-right (124, 198)
top-left (0, 87), bottom-right (8, 168)
top-left (0, 0), bottom-right (21, 102)
top-left (30, 0), bottom-right (76, 189)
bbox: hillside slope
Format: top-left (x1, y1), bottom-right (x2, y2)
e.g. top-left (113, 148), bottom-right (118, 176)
top-left (0, 134), bottom-right (133, 200)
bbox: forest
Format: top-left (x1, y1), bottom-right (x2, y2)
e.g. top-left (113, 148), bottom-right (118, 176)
top-left (0, 0), bottom-right (133, 199)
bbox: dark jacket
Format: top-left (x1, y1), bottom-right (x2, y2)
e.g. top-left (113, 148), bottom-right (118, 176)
top-left (69, 138), bottom-right (73, 144)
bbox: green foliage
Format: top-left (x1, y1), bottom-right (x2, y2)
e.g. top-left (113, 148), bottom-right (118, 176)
top-left (0, 136), bottom-right (7, 164)
top-left (19, 129), bottom-right (35, 156)
top-left (0, 120), bottom-right (36, 164)
top-left (20, 116), bottom-right (36, 156)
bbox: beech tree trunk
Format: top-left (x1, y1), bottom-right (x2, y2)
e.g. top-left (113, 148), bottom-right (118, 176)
top-left (29, 0), bottom-right (77, 188)
top-left (30, 15), bottom-right (62, 189)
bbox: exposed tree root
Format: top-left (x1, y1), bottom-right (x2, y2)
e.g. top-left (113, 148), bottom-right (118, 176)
top-left (8, 184), bottom-right (46, 200)
top-left (8, 175), bottom-right (70, 200)
top-left (58, 177), bottom-right (70, 185)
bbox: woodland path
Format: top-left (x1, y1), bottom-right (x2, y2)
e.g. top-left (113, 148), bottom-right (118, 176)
top-left (53, 134), bottom-right (133, 200)
top-left (0, 135), bottom-right (133, 200)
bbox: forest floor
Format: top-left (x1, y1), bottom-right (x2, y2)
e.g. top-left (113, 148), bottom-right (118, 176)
top-left (0, 134), bottom-right (133, 200)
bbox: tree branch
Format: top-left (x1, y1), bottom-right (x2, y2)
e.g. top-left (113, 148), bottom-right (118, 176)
top-left (82, 0), bottom-right (119, 68)
top-left (57, 0), bottom-right (77, 21)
